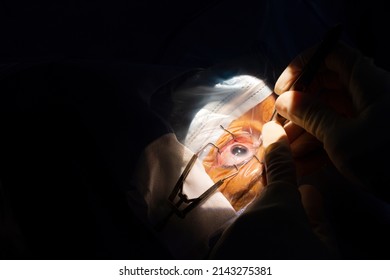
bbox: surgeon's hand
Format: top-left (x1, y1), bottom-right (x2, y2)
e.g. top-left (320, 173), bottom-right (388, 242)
top-left (209, 121), bottom-right (332, 259)
top-left (274, 42), bottom-right (390, 201)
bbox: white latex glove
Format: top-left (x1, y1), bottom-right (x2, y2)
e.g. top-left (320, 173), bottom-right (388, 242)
top-left (274, 42), bottom-right (390, 202)
top-left (209, 121), bottom-right (331, 259)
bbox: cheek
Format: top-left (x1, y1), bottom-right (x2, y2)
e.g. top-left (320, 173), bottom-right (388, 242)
top-left (224, 178), bottom-right (263, 211)
top-left (205, 147), bottom-right (265, 211)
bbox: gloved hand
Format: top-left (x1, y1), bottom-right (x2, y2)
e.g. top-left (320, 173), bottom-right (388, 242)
top-left (274, 42), bottom-right (390, 202)
top-left (209, 121), bottom-right (332, 259)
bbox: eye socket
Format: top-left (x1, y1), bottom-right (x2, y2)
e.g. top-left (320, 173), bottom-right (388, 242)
top-left (216, 134), bottom-right (260, 167)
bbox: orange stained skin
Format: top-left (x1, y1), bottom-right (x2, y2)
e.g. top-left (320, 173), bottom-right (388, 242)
top-left (202, 94), bottom-right (276, 211)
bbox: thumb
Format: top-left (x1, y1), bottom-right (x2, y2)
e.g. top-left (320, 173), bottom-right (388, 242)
top-left (274, 91), bottom-right (345, 144)
top-left (262, 121), bottom-right (296, 186)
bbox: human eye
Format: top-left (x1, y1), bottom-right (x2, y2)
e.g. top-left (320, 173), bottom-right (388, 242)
top-left (216, 135), bottom-right (260, 167)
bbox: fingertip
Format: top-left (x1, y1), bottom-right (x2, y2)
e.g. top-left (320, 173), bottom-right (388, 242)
top-left (275, 91), bottom-right (314, 123)
top-left (274, 67), bottom-right (300, 95)
top-left (274, 91), bottom-right (297, 121)
top-left (262, 121), bottom-right (288, 148)
top-left (274, 92), bottom-right (290, 114)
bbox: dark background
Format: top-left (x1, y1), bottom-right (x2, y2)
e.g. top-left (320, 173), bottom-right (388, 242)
top-left (0, 0), bottom-right (389, 260)
top-left (1, 0), bottom-right (389, 69)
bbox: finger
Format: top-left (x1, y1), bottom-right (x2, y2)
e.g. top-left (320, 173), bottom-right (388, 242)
top-left (275, 42), bottom-right (360, 97)
top-left (325, 42), bottom-right (390, 112)
top-left (262, 121), bottom-right (296, 186)
top-left (274, 46), bottom-right (317, 95)
top-left (283, 121), bottom-right (305, 143)
top-left (283, 119), bottom-right (324, 158)
top-left (290, 131), bottom-right (322, 158)
top-left (275, 91), bottom-right (343, 144)
top-left (325, 42), bottom-right (359, 89)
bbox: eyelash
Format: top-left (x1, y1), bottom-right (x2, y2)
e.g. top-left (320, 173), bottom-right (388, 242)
top-left (217, 135), bottom-right (261, 167)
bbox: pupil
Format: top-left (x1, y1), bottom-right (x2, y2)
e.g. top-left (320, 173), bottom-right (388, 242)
top-left (231, 145), bottom-right (247, 156)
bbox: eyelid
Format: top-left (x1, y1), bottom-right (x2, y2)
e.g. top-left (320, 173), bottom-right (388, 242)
top-left (217, 134), bottom-right (261, 167)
